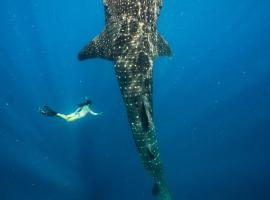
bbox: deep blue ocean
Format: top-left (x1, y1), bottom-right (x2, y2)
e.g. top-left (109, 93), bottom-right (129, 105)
top-left (0, 0), bottom-right (270, 199)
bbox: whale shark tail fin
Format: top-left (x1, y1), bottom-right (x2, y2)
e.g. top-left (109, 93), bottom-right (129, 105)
top-left (152, 182), bottom-right (172, 200)
top-left (156, 33), bottom-right (172, 57)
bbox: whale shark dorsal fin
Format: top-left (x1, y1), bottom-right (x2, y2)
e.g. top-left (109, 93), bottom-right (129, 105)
top-left (156, 33), bottom-right (172, 57)
top-left (147, 144), bottom-right (156, 160)
top-left (78, 31), bottom-right (114, 61)
top-left (140, 95), bottom-right (154, 132)
top-left (141, 102), bottom-right (150, 132)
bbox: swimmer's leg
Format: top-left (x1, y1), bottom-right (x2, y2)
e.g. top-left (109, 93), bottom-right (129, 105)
top-left (57, 113), bottom-right (77, 122)
top-left (40, 106), bottom-right (75, 122)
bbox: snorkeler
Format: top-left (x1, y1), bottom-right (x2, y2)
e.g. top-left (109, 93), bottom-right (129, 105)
top-left (40, 99), bottom-right (102, 122)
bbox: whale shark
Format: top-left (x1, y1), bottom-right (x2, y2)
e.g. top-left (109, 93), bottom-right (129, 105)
top-left (78, 0), bottom-right (172, 199)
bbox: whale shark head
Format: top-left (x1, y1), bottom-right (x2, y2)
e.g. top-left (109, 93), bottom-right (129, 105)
top-left (78, 0), bottom-right (171, 62)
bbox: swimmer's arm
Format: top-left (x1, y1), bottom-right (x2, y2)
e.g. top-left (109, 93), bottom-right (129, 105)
top-left (88, 109), bottom-right (102, 116)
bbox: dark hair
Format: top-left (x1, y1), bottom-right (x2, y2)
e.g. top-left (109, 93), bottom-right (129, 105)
top-left (78, 99), bottom-right (92, 107)
top-left (85, 99), bottom-right (92, 105)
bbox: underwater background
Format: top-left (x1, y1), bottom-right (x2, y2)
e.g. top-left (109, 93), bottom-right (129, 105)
top-left (0, 0), bottom-right (270, 199)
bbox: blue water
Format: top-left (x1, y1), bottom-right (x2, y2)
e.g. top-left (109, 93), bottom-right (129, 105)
top-left (0, 0), bottom-right (270, 199)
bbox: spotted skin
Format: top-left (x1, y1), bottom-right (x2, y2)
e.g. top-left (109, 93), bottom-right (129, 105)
top-left (78, 0), bottom-right (171, 199)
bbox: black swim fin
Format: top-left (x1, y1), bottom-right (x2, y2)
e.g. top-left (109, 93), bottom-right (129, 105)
top-left (40, 106), bottom-right (57, 117)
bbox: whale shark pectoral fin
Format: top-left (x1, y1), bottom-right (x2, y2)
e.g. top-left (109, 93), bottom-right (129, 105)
top-left (78, 31), bottom-right (114, 61)
top-left (156, 33), bottom-right (172, 57)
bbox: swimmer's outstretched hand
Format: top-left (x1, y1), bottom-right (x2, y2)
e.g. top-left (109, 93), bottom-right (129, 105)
top-left (89, 109), bottom-right (103, 116)
top-left (94, 112), bottom-right (103, 116)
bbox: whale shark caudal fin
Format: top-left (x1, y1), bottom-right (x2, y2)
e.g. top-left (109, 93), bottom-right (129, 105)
top-left (152, 182), bottom-right (172, 200)
top-left (78, 32), bottom-right (171, 61)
